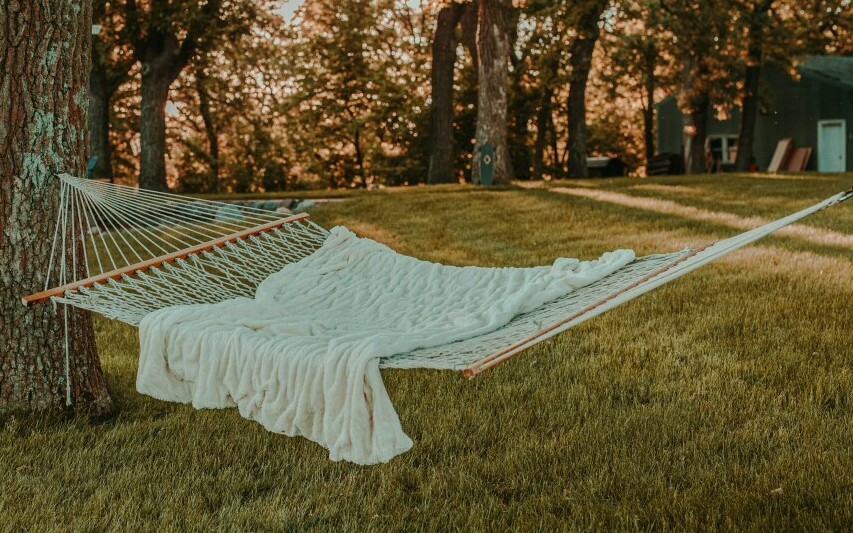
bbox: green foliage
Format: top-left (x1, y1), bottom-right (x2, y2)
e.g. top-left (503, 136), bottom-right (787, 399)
top-left (280, 0), bottom-right (433, 188)
top-left (100, 0), bottom-right (851, 187)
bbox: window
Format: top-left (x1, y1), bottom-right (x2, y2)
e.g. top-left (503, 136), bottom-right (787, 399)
top-left (707, 135), bottom-right (739, 166)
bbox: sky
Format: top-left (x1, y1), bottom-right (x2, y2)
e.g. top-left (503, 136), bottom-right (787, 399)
top-left (276, 0), bottom-right (425, 22)
top-left (276, 0), bottom-right (304, 22)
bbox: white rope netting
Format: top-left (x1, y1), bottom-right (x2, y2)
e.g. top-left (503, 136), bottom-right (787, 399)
top-left (33, 174), bottom-right (852, 384)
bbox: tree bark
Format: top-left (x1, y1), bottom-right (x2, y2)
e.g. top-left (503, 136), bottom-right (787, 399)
top-left (508, 33), bottom-right (531, 180)
top-left (549, 110), bottom-right (562, 177)
top-left (472, 0), bottom-right (513, 185)
top-left (138, 33), bottom-right (180, 192)
top-left (687, 94), bottom-right (710, 174)
top-left (196, 69), bottom-right (220, 189)
top-left (0, 0), bottom-right (113, 416)
top-left (734, 1), bottom-right (771, 172)
top-left (460, 2), bottom-right (479, 81)
top-left (353, 122), bottom-right (367, 188)
top-left (567, 0), bottom-right (607, 179)
top-left (88, 66), bottom-right (114, 181)
top-left (88, 0), bottom-right (130, 182)
top-left (427, 2), bottom-right (467, 184)
top-left (131, 0), bottom-right (223, 192)
top-left (642, 42), bottom-right (656, 170)
top-left (533, 87), bottom-right (553, 181)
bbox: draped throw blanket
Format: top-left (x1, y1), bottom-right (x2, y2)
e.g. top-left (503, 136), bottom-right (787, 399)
top-left (137, 227), bottom-right (634, 464)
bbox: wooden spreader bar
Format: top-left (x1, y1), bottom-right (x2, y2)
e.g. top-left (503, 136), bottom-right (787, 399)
top-left (21, 213), bottom-right (310, 307)
top-left (462, 247), bottom-right (706, 379)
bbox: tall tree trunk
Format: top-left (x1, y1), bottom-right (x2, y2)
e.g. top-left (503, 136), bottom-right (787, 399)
top-left (130, 0), bottom-right (222, 192)
top-left (642, 42), bottom-right (656, 171)
top-left (139, 44), bottom-right (176, 193)
top-left (533, 88), bottom-right (553, 181)
top-left (88, 66), bottom-right (114, 182)
top-left (687, 94), bottom-right (710, 174)
top-left (566, 0), bottom-right (607, 179)
top-left (196, 70), bottom-right (220, 190)
top-left (0, 0), bottom-right (113, 415)
top-left (353, 123), bottom-right (367, 188)
top-left (549, 111), bottom-right (562, 177)
top-left (427, 3), bottom-right (466, 184)
top-left (461, 2), bottom-right (479, 81)
top-left (472, 0), bottom-right (513, 185)
top-left (734, 1), bottom-right (771, 172)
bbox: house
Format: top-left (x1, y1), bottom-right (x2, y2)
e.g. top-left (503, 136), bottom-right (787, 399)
top-left (656, 55), bottom-right (853, 173)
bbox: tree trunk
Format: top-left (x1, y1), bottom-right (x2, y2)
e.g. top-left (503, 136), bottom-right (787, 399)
top-left (734, 61), bottom-right (761, 172)
top-left (196, 71), bottom-right (220, 190)
top-left (734, 2), bottom-right (770, 172)
top-left (353, 123), bottom-right (367, 188)
top-left (642, 42), bottom-right (656, 171)
top-left (566, 1), bottom-right (607, 179)
top-left (533, 87), bottom-right (553, 181)
top-left (89, 66), bottom-right (114, 182)
top-left (472, 0), bottom-right (513, 185)
top-left (549, 111), bottom-right (562, 178)
top-left (0, 0), bottom-right (113, 416)
top-left (138, 30), bottom-right (183, 193)
top-left (427, 3), bottom-right (466, 184)
top-left (139, 61), bottom-right (174, 192)
top-left (460, 2), bottom-right (479, 81)
top-left (687, 94), bottom-right (710, 174)
top-left (508, 45), bottom-right (531, 180)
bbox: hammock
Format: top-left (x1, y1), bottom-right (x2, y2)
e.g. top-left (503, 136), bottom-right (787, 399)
top-left (23, 174), bottom-right (851, 463)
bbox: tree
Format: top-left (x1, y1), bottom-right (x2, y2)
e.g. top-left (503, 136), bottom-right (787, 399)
top-left (732, 0), bottom-right (850, 172)
top-left (566, 0), bottom-right (609, 178)
top-left (660, 0), bottom-right (738, 174)
top-left (517, 0), bottom-right (571, 180)
top-left (90, 0), bottom-right (135, 182)
top-left (427, 2), bottom-right (469, 184)
top-left (285, 0), bottom-right (431, 188)
top-left (732, 0), bottom-right (773, 172)
top-left (598, 0), bottom-right (677, 173)
top-left (167, 1), bottom-right (289, 193)
top-left (472, 0), bottom-right (513, 184)
top-left (0, 0), bottom-right (113, 415)
top-left (126, 0), bottom-right (223, 191)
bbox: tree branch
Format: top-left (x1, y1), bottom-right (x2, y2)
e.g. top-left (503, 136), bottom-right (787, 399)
top-left (169, 0), bottom-right (223, 82)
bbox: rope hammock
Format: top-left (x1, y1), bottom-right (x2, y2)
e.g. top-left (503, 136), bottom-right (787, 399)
top-left (21, 173), bottom-right (851, 463)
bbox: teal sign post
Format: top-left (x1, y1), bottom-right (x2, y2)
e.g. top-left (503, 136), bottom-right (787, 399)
top-left (479, 141), bottom-right (495, 186)
top-left (86, 156), bottom-right (98, 179)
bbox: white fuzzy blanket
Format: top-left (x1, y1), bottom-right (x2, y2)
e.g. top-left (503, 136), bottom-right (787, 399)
top-left (137, 227), bottom-right (634, 464)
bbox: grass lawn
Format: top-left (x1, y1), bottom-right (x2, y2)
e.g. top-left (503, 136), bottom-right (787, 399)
top-left (2, 173), bottom-right (852, 531)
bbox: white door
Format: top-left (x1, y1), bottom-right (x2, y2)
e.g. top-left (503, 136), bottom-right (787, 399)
top-left (817, 120), bottom-right (846, 172)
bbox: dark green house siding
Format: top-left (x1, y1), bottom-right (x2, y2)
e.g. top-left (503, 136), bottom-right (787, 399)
top-left (656, 56), bottom-right (853, 172)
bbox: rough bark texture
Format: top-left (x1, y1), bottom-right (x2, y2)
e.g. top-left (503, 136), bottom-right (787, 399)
top-left (472, 0), bottom-right (512, 185)
top-left (567, 0), bottom-right (607, 179)
top-left (138, 33), bottom-right (180, 192)
top-left (427, 2), bottom-right (467, 184)
top-left (0, 0), bottom-right (113, 416)
top-left (734, 1), bottom-right (771, 172)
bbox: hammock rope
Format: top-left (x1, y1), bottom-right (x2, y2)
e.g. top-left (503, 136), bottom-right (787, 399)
top-left (23, 173), bottom-right (852, 404)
